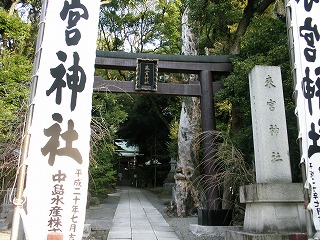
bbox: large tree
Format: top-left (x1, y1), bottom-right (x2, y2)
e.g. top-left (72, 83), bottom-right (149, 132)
top-left (173, 0), bottom-right (290, 216)
top-left (174, 7), bottom-right (201, 216)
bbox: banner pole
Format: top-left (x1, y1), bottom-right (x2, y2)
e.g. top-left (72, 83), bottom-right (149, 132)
top-left (10, 1), bottom-right (48, 239)
top-left (284, 0), bottom-right (314, 238)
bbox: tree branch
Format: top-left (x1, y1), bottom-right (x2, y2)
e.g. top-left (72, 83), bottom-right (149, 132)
top-left (229, 0), bottom-right (276, 54)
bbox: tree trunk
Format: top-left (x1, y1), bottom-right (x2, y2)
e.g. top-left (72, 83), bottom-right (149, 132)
top-left (174, 7), bottom-right (201, 217)
top-left (229, 0), bottom-right (277, 54)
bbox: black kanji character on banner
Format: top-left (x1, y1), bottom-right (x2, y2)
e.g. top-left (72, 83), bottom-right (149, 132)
top-left (302, 67), bottom-right (315, 115)
top-left (60, 0), bottom-right (89, 46)
top-left (74, 179), bottom-right (82, 187)
top-left (67, 52), bottom-right (86, 111)
top-left (72, 205), bottom-right (79, 214)
top-left (71, 214), bottom-right (78, 223)
top-left (49, 206), bottom-right (63, 218)
top-left (296, 0), bottom-right (319, 12)
top-left (70, 224), bottom-right (77, 233)
top-left (58, 119), bottom-right (82, 163)
top-left (75, 169), bottom-right (82, 177)
top-left (300, 17), bottom-right (320, 62)
top-left (47, 51), bottom-right (67, 105)
top-left (52, 170), bottom-right (67, 183)
top-left (47, 51), bottom-right (86, 111)
top-left (69, 233), bottom-right (76, 240)
top-left (73, 195), bottom-right (80, 205)
top-left (51, 194), bottom-right (64, 206)
top-left (41, 113), bottom-right (62, 166)
top-left (48, 217), bottom-right (63, 232)
top-left (41, 113), bottom-right (83, 166)
top-left (308, 121), bottom-right (320, 158)
top-left (52, 184), bottom-right (65, 195)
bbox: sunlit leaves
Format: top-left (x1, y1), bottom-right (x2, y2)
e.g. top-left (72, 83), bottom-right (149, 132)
top-left (99, 0), bottom-right (182, 53)
top-left (188, 0), bottom-right (242, 54)
top-left (0, 9), bottom-right (31, 53)
top-left (241, 15), bottom-right (287, 57)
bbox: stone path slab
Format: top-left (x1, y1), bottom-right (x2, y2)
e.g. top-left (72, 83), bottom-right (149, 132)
top-left (107, 188), bottom-right (179, 240)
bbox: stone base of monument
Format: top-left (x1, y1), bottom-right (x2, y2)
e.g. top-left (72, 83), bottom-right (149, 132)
top-left (190, 224), bottom-right (242, 240)
top-left (224, 183), bottom-right (307, 240)
top-left (241, 183), bottom-right (306, 233)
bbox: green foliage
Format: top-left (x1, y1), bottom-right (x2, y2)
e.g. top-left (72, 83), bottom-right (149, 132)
top-left (99, 0), bottom-right (182, 54)
top-left (0, 51), bottom-right (31, 142)
top-left (92, 93), bottom-right (128, 136)
top-left (215, 99), bottom-right (232, 132)
top-left (0, 1), bottom-right (11, 10)
top-left (89, 93), bottom-right (128, 196)
top-left (97, 1), bottom-right (184, 187)
top-left (241, 15), bottom-right (288, 58)
top-left (89, 144), bottom-right (118, 196)
top-left (0, 9), bottom-right (32, 54)
top-left (0, 1), bottom-right (40, 12)
top-left (219, 15), bottom-right (290, 129)
top-left (0, 9), bottom-right (32, 142)
top-left (154, 0), bottom-right (183, 54)
top-left (188, 0), bottom-right (243, 54)
top-left (216, 15), bottom-right (301, 181)
top-left (0, 8), bottom-right (33, 193)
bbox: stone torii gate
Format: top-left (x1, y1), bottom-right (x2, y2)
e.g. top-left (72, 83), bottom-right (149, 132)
top-left (93, 50), bottom-right (233, 208)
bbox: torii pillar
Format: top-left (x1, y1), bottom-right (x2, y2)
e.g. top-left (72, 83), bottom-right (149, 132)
top-left (200, 70), bottom-right (221, 210)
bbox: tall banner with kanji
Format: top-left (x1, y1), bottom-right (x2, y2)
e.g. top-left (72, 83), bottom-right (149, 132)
top-left (289, 0), bottom-right (320, 231)
top-left (23, 0), bottom-right (100, 239)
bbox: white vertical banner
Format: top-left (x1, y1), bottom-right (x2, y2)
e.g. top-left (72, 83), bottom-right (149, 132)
top-left (24, 0), bottom-right (100, 239)
top-left (289, 0), bottom-right (320, 231)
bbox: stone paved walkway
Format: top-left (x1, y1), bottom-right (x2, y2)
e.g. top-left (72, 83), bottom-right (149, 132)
top-left (107, 187), bottom-right (179, 240)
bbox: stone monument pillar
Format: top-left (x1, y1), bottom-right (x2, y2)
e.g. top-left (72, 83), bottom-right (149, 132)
top-left (226, 66), bottom-right (306, 239)
top-left (250, 66), bottom-right (292, 184)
